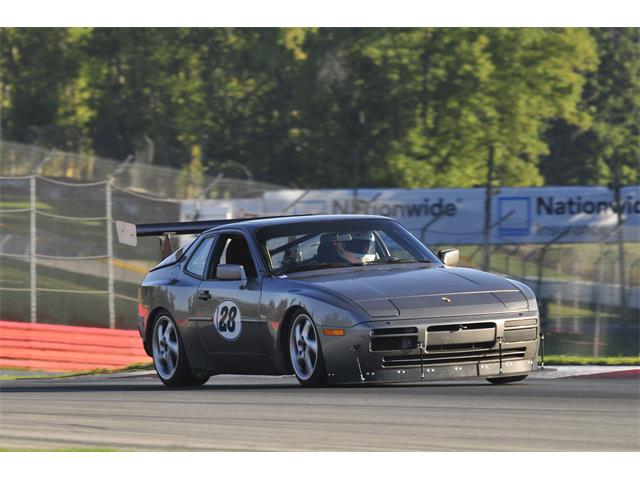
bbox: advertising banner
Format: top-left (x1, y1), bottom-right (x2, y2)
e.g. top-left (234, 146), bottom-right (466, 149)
top-left (183, 186), bottom-right (640, 245)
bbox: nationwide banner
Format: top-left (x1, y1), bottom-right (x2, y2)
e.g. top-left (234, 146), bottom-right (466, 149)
top-left (182, 186), bottom-right (640, 245)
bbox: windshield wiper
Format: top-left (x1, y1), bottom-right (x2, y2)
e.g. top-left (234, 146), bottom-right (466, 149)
top-left (275, 261), bottom-right (352, 275)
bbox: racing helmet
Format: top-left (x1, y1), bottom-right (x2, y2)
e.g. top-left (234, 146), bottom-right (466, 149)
top-left (334, 231), bottom-right (377, 264)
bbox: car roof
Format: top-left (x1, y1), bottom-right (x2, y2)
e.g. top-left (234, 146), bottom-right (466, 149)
top-left (201, 214), bottom-right (395, 235)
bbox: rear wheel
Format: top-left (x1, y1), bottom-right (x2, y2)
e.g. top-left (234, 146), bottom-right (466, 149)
top-left (288, 311), bottom-right (327, 387)
top-left (487, 375), bottom-right (528, 384)
top-left (152, 313), bottom-right (209, 387)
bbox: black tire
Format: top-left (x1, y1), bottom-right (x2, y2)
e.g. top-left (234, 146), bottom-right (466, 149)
top-left (288, 310), bottom-right (327, 387)
top-left (151, 312), bottom-right (209, 387)
top-left (487, 375), bottom-right (528, 384)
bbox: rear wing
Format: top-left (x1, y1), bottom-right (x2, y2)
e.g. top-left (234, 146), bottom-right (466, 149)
top-left (115, 219), bottom-right (239, 259)
top-left (115, 215), bottom-right (313, 259)
top-left (116, 219), bottom-right (253, 244)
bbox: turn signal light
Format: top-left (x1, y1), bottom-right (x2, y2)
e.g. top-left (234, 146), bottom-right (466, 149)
top-left (322, 328), bottom-right (345, 336)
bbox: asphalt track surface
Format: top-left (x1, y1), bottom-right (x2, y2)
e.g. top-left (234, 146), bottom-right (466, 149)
top-left (1, 372), bottom-right (639, 451)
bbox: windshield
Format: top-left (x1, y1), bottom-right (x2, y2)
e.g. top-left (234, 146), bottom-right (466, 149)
top-left (256, 218), bottom-right (440, 275)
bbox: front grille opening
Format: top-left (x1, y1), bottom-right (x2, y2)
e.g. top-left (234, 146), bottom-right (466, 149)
top-left (427, 322), bottom-right (495, 332)
top-left (427, 341), bottom-right (495, 351)
top-left (382, 347), bottom-right (527, 368)
top-left (371, 327), bottom-right (418, 336)
top-left (371, 336), bottom-right (418, 352)
top-left (370, 327), bottom-right (419, 352)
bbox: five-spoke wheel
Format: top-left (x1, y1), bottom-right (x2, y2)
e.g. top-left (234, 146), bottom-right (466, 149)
top-left (153, 315), bottom-right (180, 380)
top-left (288, 311), bottom-right (326, 386)
top-left (152, 313), bottom-right (209, 387)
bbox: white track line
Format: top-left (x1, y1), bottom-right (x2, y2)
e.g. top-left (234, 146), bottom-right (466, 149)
top-left (536, 365), bottom-right (639, 379)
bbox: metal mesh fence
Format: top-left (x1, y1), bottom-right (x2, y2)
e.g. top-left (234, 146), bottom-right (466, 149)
top-left (0, 141), bottom-right (282, 330)
top-left (433, 242), bottom-right (639, 357)
top-left (0, 140), bottom-right (638, 356)
top-left (0, 140), bottom-right (282, 198)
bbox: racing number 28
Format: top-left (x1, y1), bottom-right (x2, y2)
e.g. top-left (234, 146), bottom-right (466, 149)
top-left (218, 305), bottom-right (238, 332)
top-left (214, 300), bottom-right (241, 341)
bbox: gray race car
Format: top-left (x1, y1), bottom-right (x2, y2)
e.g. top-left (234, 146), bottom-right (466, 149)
top-left (117, 214), bottom-right (541, 387)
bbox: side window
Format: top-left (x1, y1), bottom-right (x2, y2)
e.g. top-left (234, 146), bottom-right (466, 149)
top-left (208, 234), bottom-right (258, 278)
top-left (185, 236), bottom-right (215, 278)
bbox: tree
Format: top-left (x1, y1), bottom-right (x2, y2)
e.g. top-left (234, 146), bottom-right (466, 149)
top-left (375, 28), bottom-right (598, 188)
top-left (0, 28), bottom-right (630, 190)
top-left (541, 28), bottom-right (639, 185)
top-left (0, 28), bottom-right (81, 148)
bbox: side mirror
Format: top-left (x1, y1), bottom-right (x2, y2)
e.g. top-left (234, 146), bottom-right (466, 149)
top-left (438, 248), bottom-right (459, 267)
top-left (216, 264), bottom-right (247, 288)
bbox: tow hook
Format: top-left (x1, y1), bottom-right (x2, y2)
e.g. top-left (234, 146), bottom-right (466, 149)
top-left (497, 336), bottom-right (504, 375)
top-left (350, 345), bottom-right (365, 382)
top-left (417, 342), bottom-right (426, 380)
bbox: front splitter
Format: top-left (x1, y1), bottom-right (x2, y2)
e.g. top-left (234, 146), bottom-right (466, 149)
top-left (326, 358), bottom-right (540, 385)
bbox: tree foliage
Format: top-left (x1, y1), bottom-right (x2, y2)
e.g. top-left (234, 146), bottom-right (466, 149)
top-left (0, 27), bottom-right (637, 188)
top-left (542, 28), bottom-right (639, 185)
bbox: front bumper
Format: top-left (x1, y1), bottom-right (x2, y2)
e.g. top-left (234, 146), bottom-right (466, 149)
top-left (327, 358), bottom-right (540, 384)
top-left (321, 313), bottom-right (540, 385)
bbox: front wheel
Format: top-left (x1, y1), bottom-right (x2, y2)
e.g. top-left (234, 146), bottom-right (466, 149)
top-left (288, 311), bottom-right (327, 387)
top-left (487, 375), bottom-right (528, 385)
top-left (152, 313), bottom-right (209, 387)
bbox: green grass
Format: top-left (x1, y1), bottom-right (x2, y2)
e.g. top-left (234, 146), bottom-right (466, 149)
top-left (0, 200), bottom-right (52, 210)
top-left (542, 355), bottom-right (640, 365)
top-left (0, 362), bottom-right (153, 381)
top-left (0, 212), bottom-right (107, 247)
top-left (0, 256), bottom-right (105, 291)
top-left (0, 256), bottom-right (139, 328)
top-left (547, 302), bottom-right (616, 318)
top-left (0, 447), bottom-right (119, 452)
top-left (0, 194), bottom-right (175, 262)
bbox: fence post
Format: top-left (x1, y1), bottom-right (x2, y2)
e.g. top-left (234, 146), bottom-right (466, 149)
top-left (106, 178), bottom-right (115, 329)
top-left (573, 252), bottom-right (581, 333)
top-left (28, 150), bottom-right (57, 323)
top-left (611, 164), bottom-right (628, 333)
top-left (556, 253), bottom-right (563, 330)
top-left (29, 175), bottom-right (37, 323)
top-left (593, 251), bottom-right (607, 357)
top-left (482, 144), bottom-right (495, 271)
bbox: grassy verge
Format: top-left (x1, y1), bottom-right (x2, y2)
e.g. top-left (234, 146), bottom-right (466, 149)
top-left (0, 256), bottom-right (140, 329)
top-left (0, 362), bottom-right (153, 381)
top-left (0, 447), bottom-right (119, 452)
top-left (542, 355), bottom-right (640, 366)
top-left (546, 302), bottom-right (616, 318)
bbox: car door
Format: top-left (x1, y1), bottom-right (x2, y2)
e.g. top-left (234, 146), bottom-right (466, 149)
top-left (192, 231), bottom-right (264, 355)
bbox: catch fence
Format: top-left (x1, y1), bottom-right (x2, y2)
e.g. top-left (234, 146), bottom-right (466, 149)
top-left (0, 141), bottom-right (638, 357)
top-left (0, 141), bottom-right (281, 330)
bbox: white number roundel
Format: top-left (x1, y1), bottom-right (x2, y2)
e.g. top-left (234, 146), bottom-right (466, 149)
top-left (214, 300), bottom-right (242, 341)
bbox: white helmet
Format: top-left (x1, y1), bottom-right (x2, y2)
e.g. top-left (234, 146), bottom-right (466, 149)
top-left (335, 231), bottom-right (377, 265)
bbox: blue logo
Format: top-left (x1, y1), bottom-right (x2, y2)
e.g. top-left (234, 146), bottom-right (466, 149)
top-left (497, 197), bottom-right (531, 236)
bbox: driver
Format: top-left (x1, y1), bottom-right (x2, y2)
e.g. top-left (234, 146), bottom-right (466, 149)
top-left (334, 231), bottom-right (377, 265)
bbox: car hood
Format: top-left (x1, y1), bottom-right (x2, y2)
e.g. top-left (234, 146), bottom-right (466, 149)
top-left (290, 265), bottom-right (529, 319)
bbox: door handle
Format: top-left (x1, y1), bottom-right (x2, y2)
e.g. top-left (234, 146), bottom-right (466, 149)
top-left (198, 290), bottom-right (212, 301)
